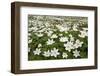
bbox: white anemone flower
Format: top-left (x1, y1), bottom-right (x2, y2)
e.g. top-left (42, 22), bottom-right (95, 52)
top-left (28, 27), bottom-right (38, 32)
top-left (33, 48), bottom-right (41, 55)
top-left (38, 44), bottom-right (42, 47)
top-left (83, 28), bottom-right (88, 31)
top-left (64, 41), bottom-right (74, 52)
top-left (56, 25), bottom-right (69, 32)
top-left (31, 27), bottom-right (38, 32)
top-left (69, 34), bottom-right (74, 41)
top-left (62, 52), bottom-right (68, 58)
top-left (59, 37), bottom-right (68, 42)
top-left (28, 39), bottom-right (32, 43)
top-left (59, 34), bottom-right (63, 36)
top-left (45, 22), bottom-right (51, 27)
top-left (79, 30), bottom-right (88, 38)
top-left (74, 39), bottom-right (83, 48)
top-left (29, 20), bottom-right (33, 23)
top-left (51, 34), bottom-right (58, 38)
top-left (60, 27), bottom-right (68, 32)
top-left (28, 33), bottom-right (31, 36)
top-left (73, 24), bottom-right (78, 31)
top-left (43, 50), bottom-right (51, 57)
top-left (70, 37), bottom-right (74, 42)
top-left (37, 21), bottom-right (43, 26)
top-left (36, 33), bottom-right (43, 37)
top-left (69, 34), bottom-right (72, 37)
top-left (46, 39), bottom-right (55, 45)
top-left (47, 31), bottom-right (53, 36)
top-left (28, 28), bottom-right (32, 32)
top-left (38, 28), bottom-right (45, 32)
top-left (51, 48), bottom-right (60, 57)
top-left (73, 50), bottom-right (80, 58)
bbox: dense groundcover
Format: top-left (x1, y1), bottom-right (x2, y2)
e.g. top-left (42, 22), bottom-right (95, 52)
top-left (28, 15), bottom-right (88, 61)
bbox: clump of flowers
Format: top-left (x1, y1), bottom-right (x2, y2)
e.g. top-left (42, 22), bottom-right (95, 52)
top-left (28, 15), bottom-right (88, 60)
